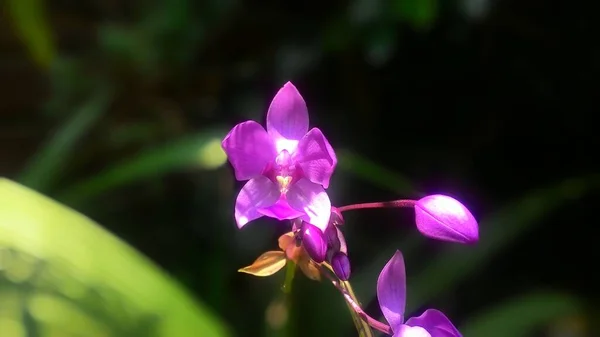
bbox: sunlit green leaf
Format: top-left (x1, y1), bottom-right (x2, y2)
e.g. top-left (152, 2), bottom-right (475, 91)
top-left (461, 291), bottom-right (582, 337)
top-left (407, 174), bottom-right (600, 312)
top-left (7, 0), bottom-right (55, 68)
top-left (56, 128), bottom-right (228, 205)
top-left (18, 89), bottom-right (112, 192)
top-left (0, 178), bottom-right (229, 336)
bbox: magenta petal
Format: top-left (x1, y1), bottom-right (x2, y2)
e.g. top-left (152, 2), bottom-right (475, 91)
top-left (234, 176), bottom-right (280, 228)
top-left (266, 82), bottom-right (309, 152)
top-left (405, 309), bottom-right (462, 337)
top-left (295, 128), bottom-right (337, 188)
top-left (258, 198), bottom-right (305, 220)
top-left (395, 325), bottom-right (432, 337)
top-left (286, 178), bottom-right (331, 231)
top-left (222, 121), bottom-right (277, 181)
top-left (377, 250), bottom-right (406, 333)
top-left (414, 195), bottom-right (479, 244)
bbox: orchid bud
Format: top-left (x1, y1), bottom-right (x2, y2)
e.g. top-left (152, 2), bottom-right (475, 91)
top-left (331, 252), bottom-right (351, 281)
top-left (325, 224), bottom-right (341, 253)
top-left (300, 222), bottom-right (327, 263)
top-left (414, 194), bottom-right (479, 244)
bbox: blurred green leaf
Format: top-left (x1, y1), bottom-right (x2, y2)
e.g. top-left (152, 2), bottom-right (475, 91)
top-left (461, 291), bottom-right (582, 337)
top-left (0, 178), bottom-right (229, 336)
top-left (365, 26), bottom-right (397, 67)
top-left (407, 174), bottom-right (600, 312)
top-left (391, 0), bottom-right (438, 30)
top-left (18, 89), bottom-right (112, 192)
top-left (337, 149), bottom-right (419, 196)
top-left (7, 0), bottom-right (55, 67)
top-left (56, 128), bottom-right (228, 205)
top-left (322, 18), bottom-right (356, 52)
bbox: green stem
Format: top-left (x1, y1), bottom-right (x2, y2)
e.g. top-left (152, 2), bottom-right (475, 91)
top-left (276, 262), bottom-right (297, 337)
top-left (341, 281), bottom-right (375, 337)
top-left (321, 263), bottom-right (375, 337)
top-left (282, 261), bottom-right (296, 294)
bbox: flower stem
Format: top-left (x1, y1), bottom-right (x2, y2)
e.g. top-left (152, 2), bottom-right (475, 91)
top-left (321, 263), bottom-right (392, 336)
top-left (271, 262), bottom-right (296, 337)
top-left (282, 261), bottom-right (296, 294)
top-left (337, 199), bottom-right (416, 213)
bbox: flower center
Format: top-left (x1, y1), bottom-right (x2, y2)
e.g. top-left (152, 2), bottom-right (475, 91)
top-left (274, 150), bottom-right (296, 193)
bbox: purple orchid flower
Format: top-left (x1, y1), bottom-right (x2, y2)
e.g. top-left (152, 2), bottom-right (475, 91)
top-left (377, 251), bottom-right (462, 337)
top-left (222, 82), bottom-right (337, 231)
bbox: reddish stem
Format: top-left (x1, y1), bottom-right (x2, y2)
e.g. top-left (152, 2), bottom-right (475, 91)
top-left (320, 267), bottom-right (393, 335)
top-left (337, 199), bottom-right (417, 213)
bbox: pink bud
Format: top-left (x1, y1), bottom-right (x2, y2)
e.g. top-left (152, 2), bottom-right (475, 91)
top-left (414, 194), bottom-right (479, 244)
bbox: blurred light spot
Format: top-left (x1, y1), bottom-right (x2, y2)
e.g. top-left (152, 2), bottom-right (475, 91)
top-left (234, 61), bottom-right (259, 80)
top-left (198, 138), bottom-right (227, 169)
top-left (0, 318), bottom-right (24, 337)
top-left (365, 30), bottom-right (396, 67)
top-left (349, 0), bottom-right (382, 24)
top-left (461, 0), bottom-right (491, 20)
top-left (275, 45), bottom-right (320, 81)
top-left (265, 298), bottom-right (288, 329)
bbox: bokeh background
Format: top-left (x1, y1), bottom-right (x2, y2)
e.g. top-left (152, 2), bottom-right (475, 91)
top-left (0, 0), bottom-right (598, 336)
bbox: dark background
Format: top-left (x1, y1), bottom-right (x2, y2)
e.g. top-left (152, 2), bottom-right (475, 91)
top-left (1, 0), bottom-right (598, 336)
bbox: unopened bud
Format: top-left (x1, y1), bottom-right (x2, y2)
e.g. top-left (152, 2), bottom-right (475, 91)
top-left (414, 194), bottom-right (479, 244)
top-left (300, 222), bottom-right (327, 263)
top-left (331, 252), bottom-right (351, 281)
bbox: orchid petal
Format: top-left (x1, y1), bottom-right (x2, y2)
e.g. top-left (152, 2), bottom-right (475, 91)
top-left (405, 309), bottom-right (462, 337)
top-left (234, 176), bottom-right (280, 228)
top-left (377, 250), bottom-right (407, 333)
top-left (295, 128), bottom-right (337, 188)
top-left (222, 121), bottom-right (277, 181)
top-left (266, 82), bottom-right (309, 152)
top-left (258, 198), bottom-right (305, 220)
top-left (394, 325), bottom-right (432, 337)
top-left (286, 178), bottom-right (331, 232)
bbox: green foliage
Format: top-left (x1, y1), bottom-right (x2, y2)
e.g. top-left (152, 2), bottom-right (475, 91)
top-left (392, 0), bottom-right (438, 30)
top-left (0, 179), bottom-right (229, 337)
top-left (56, 128), bottom-right (228, 205)
top-left (6, 0), bottom-right (55, 68)
top-left (461, 291), bottom-right (582, 337)
top-left (18, 89), bottom-right (113, 192)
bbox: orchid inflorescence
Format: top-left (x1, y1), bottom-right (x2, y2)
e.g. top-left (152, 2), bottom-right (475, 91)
top-left (222, 82), bottom-right (479, 337)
